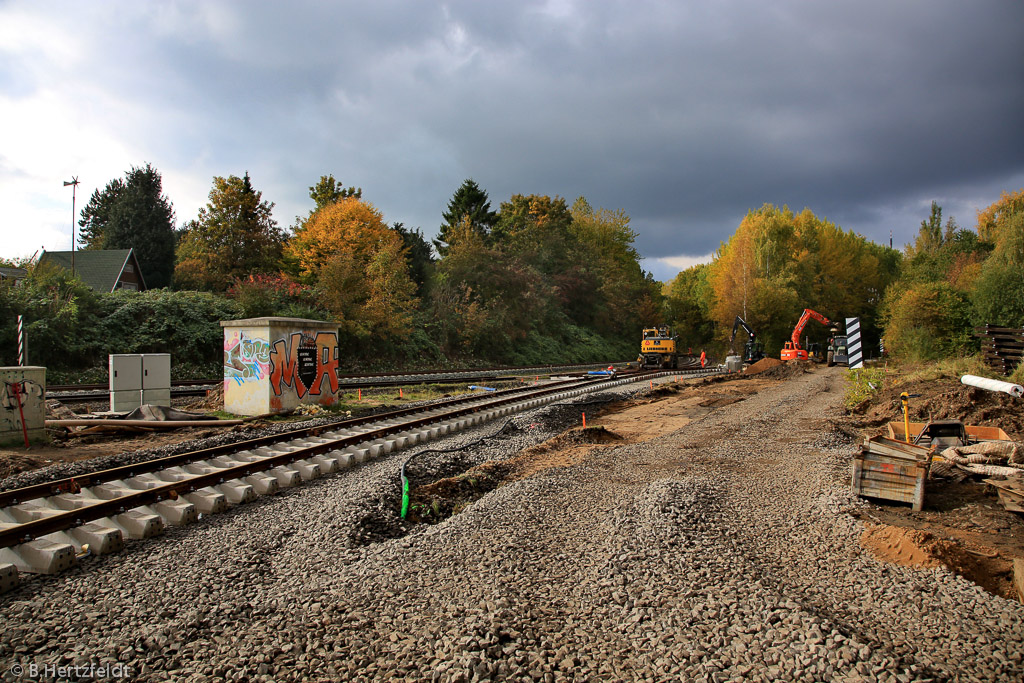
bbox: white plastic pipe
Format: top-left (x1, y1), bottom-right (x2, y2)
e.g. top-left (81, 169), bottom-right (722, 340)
top-left (960, 374), bottom-right (1024, 398)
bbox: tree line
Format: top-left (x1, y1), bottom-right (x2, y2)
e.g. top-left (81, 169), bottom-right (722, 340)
top-left (663, 192), bottom-right (1024, 369)
top-left (1, 168), bottom-right (657, 374)
top-left (2, 161), bottom-right (1022, 379)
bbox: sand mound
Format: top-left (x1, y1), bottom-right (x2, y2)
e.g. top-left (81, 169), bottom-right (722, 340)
top-left (744, 357), bottom-right (783, 375)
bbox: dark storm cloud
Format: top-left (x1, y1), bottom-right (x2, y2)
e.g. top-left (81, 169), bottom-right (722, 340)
top-left (7, 0), bottom-right (1019, 277)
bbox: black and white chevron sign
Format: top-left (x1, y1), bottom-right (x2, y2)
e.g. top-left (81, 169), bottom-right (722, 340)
top-left (846, 317), bottom-right (863, 369)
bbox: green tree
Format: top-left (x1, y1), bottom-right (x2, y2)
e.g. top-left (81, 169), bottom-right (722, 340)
top-left (174, 172), bottom-right (285, 291)
top-left (308, 174), bottom-right (361, 212)
top-left (430, 217), bottom-right (544, 356)
top-left (972, 191), bottom-right (1024, 327)
top-left (882, 282), bottom-right (973, 361)
top-left (77, 164), bottom-right (176, 288)
top-left (392, 223), bottom-right (434, 296)
top-left (664, 264), bottom-right (715, 350)
top-left (436, 179), bottom-right (497, 256)
top-left (0, 261), bottom-right (102, 369)
top-left (493, 194), bottom-right (574, 275)
top-left (569, 197), bottom-right (656, 336)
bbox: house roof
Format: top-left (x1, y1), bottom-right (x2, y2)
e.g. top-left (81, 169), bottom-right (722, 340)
top-left (0, 266), bottom-right (27, 280)
top-left (37, 249), bottom-right (147, 292)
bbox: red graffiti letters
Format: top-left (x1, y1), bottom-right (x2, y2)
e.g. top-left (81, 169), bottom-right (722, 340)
top-left (269, 331), bottom-right (340, 398)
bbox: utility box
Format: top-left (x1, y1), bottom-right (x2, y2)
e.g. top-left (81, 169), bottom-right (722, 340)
top-left (222, 317), bottom-right (341, 416)
top-left (1, 366), bottom-right (46, 445)
top-left (109, 354), bottom-right (171, 411)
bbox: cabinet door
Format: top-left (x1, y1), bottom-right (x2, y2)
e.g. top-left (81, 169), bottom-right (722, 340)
top-left (142, 354), bottom-right (171, 389)
top-left (109, 354), bottom-right (142, 391)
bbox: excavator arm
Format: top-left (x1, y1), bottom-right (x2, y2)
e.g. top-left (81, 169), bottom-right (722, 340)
top-left (730, 316), bottom-right (756, 344)
top-left (790, 309), bottom-right (831, 347)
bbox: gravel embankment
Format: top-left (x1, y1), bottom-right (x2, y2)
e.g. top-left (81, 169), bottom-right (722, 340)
top-left (3, 369), bottom-right (1023, 682)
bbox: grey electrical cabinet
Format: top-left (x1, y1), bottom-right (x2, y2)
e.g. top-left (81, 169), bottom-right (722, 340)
top-left (109, 354), bottom-right (171, 411)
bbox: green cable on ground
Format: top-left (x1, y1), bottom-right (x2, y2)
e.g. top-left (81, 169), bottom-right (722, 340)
top-left (400, 475), bottom-right (410, 519)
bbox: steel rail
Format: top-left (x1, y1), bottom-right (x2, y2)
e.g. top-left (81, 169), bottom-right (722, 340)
top-left (46, 361), bottom-right (628, 393)
top-left (2, 367), bottom-right (718, 550)
top-left (0, 377), bottom-right (594, 508)
top-left (1, 374), bottom-right (641, 547)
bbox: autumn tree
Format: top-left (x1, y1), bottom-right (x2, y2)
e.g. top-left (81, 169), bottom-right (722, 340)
top-left (435, 179), bottom-right (497, 256)
top-left (174, 172), bottom-right (285, 291)
top-left (77, 163), bottom-right (176, 288)
top-left (707, 204), bottom-right (898, 355)
top-left (285, 197), bottom-right (418, 339)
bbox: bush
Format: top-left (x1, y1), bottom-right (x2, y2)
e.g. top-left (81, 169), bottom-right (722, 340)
top-left (227, 274), bottom-right (326, 320)
top-left (97, 289), bottom-right (242, 367)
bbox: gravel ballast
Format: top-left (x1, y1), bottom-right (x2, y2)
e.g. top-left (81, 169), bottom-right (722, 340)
top-left (2, 368), bottom-right (1023, 682)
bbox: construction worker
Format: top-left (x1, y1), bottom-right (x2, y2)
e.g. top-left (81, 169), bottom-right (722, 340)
top-left (700, 350), bottom-right (706, 368)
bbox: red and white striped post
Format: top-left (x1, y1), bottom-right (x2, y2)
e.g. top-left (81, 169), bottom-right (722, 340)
top-left (17, 315), bottom-right (26, 366)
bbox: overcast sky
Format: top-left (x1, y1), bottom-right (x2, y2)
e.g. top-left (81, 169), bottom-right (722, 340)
top-left (2, 0), bottom-right (1022, 282)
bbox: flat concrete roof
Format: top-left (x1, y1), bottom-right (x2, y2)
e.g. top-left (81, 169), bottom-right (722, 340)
top-left (220, 317), bottom-right (338, 328)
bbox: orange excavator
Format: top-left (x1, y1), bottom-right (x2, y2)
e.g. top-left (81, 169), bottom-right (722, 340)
top-left (780, 309), bottom-right (831, 361)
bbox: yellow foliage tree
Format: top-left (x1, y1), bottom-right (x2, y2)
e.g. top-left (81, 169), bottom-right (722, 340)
top-left (976, 189), bottom-right (1024, 245)
top-left (285, 197), bottom-right (392, 281)
top-left (286, 197), bottom-right (418, 338)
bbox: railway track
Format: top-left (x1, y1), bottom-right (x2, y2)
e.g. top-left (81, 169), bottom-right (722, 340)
top-left (1, 365), bottom-right (722, 592)
top-left (45, 362), bottom-right (630, 402)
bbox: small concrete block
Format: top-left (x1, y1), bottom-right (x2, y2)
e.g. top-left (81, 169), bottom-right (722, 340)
top-left (344, 448), bottom-right (369, 464)
top-left (396, 431), bottom-right (420, 446)
top-left (64, 523), bottom-right (124, 555)
top-left (106, 510), bottom-right (164, 539)
top-left (310, 454), bottom-right (340, 473)
top-left (242, 473), bottom-right (280, 495)
top-left (7, 502), bottom-right (63, 524)
top-left (365, 443), bottom-right (383, 459)
top-left (0, 562), bottom-right (18, 593)
top-left (291, 460), bottom-right (322, 481)
top-left (149, 500), bottom-right (199, 526)
top-left (336, 453), bottom-right (354, 468)
top-left (46, 493), bottom-right (105, 514)
top-left (214, 480), bottom-right (257, 504)
top-left (269, 466), bottom-right (301, 488)
top-left (182, 489), bottom-right (228, 514)
top-left (8, 539), bottom-right (77, 574)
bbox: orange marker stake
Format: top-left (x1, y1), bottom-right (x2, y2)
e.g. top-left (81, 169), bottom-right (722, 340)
top-left (399, 387), bottom-right (403, 399)
top-left (582, 412), bottom-right (587, 428)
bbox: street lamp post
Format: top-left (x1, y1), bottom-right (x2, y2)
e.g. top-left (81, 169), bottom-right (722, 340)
top-left (63, 177), bottom-right (80, 275)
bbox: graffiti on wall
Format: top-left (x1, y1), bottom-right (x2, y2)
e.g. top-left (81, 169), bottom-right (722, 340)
top-left (1, 378), bottom-right (44, 437)
top-left (1, 379), bottom-right (44, 410)
top-left (269, 331), bottom-right (340, 398)
top-left (224, 332), bottom-right (272, 386)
